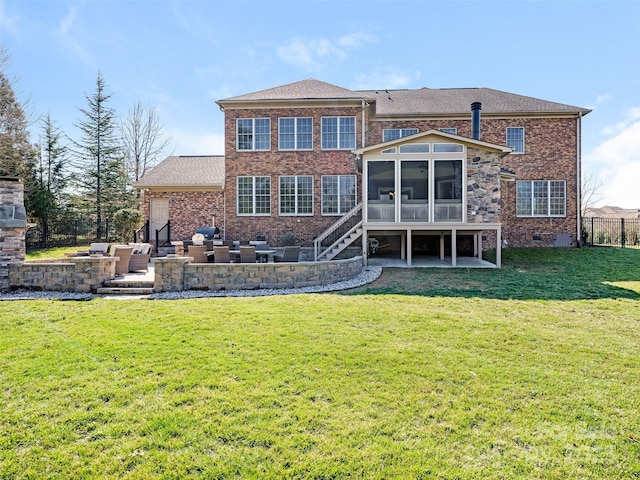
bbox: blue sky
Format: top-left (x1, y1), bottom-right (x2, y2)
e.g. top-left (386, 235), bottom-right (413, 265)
top-left (1, 0), bottom-right (639, 208)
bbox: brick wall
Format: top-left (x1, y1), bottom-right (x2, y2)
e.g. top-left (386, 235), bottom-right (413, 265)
top-left (223, 106), bottom-right (361, 245)
top-left (142, 190), bottom-right (225, 241)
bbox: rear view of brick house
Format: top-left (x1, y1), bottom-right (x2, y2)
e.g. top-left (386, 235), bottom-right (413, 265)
top-left (135, 79), bottom-right (590, 266)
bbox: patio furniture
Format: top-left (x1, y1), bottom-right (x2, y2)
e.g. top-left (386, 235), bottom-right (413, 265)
top-left (182, 240), bottom-right (193, 254)
top-left (89, 242), bottom-right (110, 254)
top-left (203, 240), bottom-right (214, 251)
top-left (213, 245), bottom-right (231, 263)
top-left (187, 244), bottom-right (207, 263)
top-left (255, 244), bottom-right (272, 262)
top-left (128, 243), bottom-right (152, 272)
top-left (110, 245), bottom-right (134, 276)
top-left (274, 246), bottom-right (300, 262)
top-left (239, 245), bottom-right (256, 263)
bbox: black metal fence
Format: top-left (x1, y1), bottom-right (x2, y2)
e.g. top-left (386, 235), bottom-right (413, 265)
top-left (582, 217), bottom-right (640, 248)
top-left (26, 218), bottom-right (112, 249)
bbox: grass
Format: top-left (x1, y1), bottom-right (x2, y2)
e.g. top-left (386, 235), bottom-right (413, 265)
top-left (1, 247), bottom-right (639, 479)
top-left (25, 245), bottom-right (92, 260)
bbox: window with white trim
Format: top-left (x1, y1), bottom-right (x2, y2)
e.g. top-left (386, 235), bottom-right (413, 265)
top-left (322, 175), bottom-right (356, 215)
top-left (237, 118), bottom-right (270, 151)
top-left (383, 128), bottom-right (418, 142)
top-left (321, 117), bottom-right (356, 150)
top-left (279, 176), bottom-right (313, 215)
top-left (506, 127), bottom-right (525, 153)
top-left (516, 180), bottom-right (565, 217)
top-left (279, 117), bottom-right (312, 150)
top-left (237, 176), bottom-right (271, 215)
top-left (439, 128), bottom-right (457, 134)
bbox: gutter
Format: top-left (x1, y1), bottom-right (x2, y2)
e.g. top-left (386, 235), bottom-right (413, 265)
top-left (576, 111), bottom-right (583, 245)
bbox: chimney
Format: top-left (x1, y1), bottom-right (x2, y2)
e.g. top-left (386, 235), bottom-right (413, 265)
top-left (471, 102), bottom-right (482, 140)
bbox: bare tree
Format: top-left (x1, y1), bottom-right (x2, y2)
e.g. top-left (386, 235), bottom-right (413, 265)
top-left (581, 172), bottom-right (604, 217)
top-left (120, 101), bottom-right (171, 183)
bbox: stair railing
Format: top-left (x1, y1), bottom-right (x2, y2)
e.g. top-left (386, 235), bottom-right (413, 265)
top-left (314, 203), bottom-right (362, 260)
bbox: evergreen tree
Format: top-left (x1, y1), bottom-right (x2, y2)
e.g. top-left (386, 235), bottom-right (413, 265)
top-left (27, 114), bottom-right (68, 246)
top-left (0, 46), bottom-right (34, 178)
top-left (71, 72), bottom-right (134, 240)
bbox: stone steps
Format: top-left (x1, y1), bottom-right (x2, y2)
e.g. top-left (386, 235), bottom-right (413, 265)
top-left (96, 279), bottom-right (154, 296)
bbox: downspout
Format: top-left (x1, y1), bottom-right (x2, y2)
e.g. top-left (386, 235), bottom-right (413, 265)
top-left (576, 112), bottom-right (583, 246)
top-left (361, 100), bottom-right (367, 148)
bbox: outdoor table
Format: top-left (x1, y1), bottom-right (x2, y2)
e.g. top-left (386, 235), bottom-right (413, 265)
top-left (228, 249), bottom-right (276, 263)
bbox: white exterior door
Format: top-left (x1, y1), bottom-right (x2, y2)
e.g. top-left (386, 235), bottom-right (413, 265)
top-left (149, 198), bottom-right (169, 241)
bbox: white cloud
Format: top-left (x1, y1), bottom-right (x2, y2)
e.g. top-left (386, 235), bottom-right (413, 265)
top-left (57, 7), bottom-right (76, 36)
top-left (584, 113), bottom-right (640, 209)
top-left (276, 31), bottom-right (376, 70)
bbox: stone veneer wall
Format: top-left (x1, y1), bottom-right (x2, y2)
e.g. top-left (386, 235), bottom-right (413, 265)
top-left (9, 257), bottom-right (117, 293)
top-left (153, 255), bottom-right (364, 292)
top-left (0, 178), bottom-right (27, 291)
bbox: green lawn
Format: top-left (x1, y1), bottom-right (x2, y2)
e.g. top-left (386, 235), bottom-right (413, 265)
top-left (2, 248), bottom-right (640, 479)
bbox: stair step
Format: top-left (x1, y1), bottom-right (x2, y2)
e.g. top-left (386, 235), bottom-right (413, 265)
top-left (96, 287), bottom-right (154, 295)
top-left (103, 280), bottom-right (154, 288)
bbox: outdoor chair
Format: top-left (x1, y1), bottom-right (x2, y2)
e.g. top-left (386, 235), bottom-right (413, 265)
top-left (274, 246), bottom-right (300, 262)
top-left (128, 242), bottom-right (152, 272)
top-left (203, 240), bottom-right (214, 251)
top-left (187, 244), bottom-right (207, 263)
top-left (213, 245), bottom-right (231, 263)
top-left (89, 242), bottom-right (110, 255)
top-left (110, 245), bottom-right (134, 276)
top-left (239, 245), bottom-right (256, 263)
top-left (182, 240), bottom-right (193, 254)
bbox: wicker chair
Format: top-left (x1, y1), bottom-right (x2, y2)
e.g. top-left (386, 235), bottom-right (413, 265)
top-left (128, 243), bottom-right (152, 272)
top-left (213, 245), bottom-right (231, 263)
top-left (239, 245), bottom-right (256, 263)
top-left (187, 245), bottom-right (208, 263)
top-left (111, 245), bottom-right (134, 276)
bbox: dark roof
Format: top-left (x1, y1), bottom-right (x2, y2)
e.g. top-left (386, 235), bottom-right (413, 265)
top-left (360, 87), bottom-right (591, 116)
top-left (134, 156), bottom-right (225, 188)
top-left (217, 78), bottom-right (372, 104)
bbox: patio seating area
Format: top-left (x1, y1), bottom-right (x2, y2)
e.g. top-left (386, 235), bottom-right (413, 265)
top-left (174, 237), bottom-right (297, 264)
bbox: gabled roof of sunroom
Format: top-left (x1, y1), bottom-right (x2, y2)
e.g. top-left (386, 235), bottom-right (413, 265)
top-left (353, 129), bottom-right (513, 156)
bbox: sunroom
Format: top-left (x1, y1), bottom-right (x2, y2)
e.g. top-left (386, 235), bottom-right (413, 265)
top-left (354, 130), bottom-right (511, 267)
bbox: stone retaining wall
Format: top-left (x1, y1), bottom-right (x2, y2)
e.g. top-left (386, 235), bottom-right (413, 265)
top-left (9, 256), bottom-right (117, 293)
top-left (153, 255), bottom-right (364, 292)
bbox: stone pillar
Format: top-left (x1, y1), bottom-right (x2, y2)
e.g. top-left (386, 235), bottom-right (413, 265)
top-left (152, 256), bottom-right (190, 292)
top-left (0, 177), bottom-right (27, 292)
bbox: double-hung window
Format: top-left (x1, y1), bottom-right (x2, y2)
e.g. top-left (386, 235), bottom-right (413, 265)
top-left (279, 117), bottom-right (312, 150)
top-left (322, 175), bottom-right (356, 215)
top-left (321, 117), bottom-right (356, 150)
top-left (516, 180), bottom-right (565, 217)
top-left (383, 128), bottom-right (418, 142)
top-left (237, 176), bottom-right (271, 215)
top-left (237, 118), bottom-right (270, 151)
top-left (279, 176), bottom-right (313, 215)
top-left (506, 127), bottom-right (525, 153)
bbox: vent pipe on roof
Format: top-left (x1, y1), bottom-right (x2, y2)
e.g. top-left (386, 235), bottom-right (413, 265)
top-left (471, 102), bottom-right (482, 140)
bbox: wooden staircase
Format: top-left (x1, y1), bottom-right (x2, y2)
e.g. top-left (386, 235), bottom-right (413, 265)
top-left (314, 203), bottom-right (363, 261)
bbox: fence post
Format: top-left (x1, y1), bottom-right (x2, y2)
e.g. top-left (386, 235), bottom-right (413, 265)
top-left (621, 218), bottom-right (625, 249)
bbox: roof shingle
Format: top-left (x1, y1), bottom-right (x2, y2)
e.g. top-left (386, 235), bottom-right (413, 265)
top-left (134, 156), bottom-right (225, 188)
